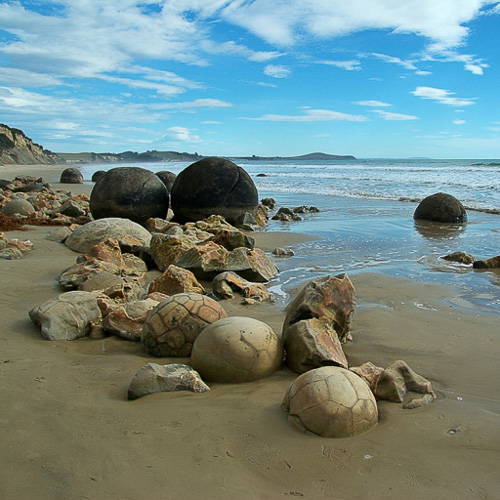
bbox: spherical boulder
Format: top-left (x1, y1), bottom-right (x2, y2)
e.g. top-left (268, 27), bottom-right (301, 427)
top-left (191, 316), bottom-right (284, 383)
top-left (60, 167), bottom-right (83, 184)
top-left (170, 157), bottom-right (258, 223)
top-left (3, 198), bottom-right (35, 216)
top-left (156, 171), bottom-right (177, 192)
top-left (91, 170), bottom-right (107, 183)
top-left (282, 366), bottom-right (378, 438)
top-left (414, 192), bottom-right (467, 223)
top-left (141, 293), bottom-right (227, 357)
top-left (90, 167), bottom-right (169, 225)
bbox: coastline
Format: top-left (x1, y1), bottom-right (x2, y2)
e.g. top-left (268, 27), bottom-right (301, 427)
top-left (1, 164), bottom-right (499, 499)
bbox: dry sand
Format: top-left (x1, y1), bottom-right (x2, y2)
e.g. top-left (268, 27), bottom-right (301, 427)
top-left (1, 165), bottom-right (499, 500)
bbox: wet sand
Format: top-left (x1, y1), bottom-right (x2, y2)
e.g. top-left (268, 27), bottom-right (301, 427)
top-left (1, 164), bottom-right (499, 499)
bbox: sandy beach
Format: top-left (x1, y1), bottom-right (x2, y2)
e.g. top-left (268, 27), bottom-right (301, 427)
top-left (1, 164), bottom-right (499, 500)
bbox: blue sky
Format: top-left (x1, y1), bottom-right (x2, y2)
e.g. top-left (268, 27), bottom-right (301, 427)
top-left (0, 0), bottom-right (499, 158)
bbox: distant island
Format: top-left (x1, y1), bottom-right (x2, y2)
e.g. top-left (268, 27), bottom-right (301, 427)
top-left (0, 124), bottom-right (356, 165)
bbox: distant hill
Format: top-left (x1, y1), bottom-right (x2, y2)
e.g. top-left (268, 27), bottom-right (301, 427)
top-left (232, 152), bottom-right (356, 161)
top-left (57, 150), bottom-right (203, 164)
top-left (0, 124), bottom-right (58, 165)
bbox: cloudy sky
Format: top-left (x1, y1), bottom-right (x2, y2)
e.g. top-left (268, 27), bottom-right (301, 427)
top-left (0, 0), bottom-right (499, 158)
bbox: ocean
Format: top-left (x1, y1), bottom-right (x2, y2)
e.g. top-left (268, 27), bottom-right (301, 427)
top-left (79, 158), bottom-right (500, 313)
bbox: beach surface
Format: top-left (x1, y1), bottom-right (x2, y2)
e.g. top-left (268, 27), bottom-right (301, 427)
top-left (1, 164), bottom-right (499, 500)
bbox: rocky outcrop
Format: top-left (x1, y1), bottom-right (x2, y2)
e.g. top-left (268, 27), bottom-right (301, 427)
top-left (0, 124), bottom-right (57, 165)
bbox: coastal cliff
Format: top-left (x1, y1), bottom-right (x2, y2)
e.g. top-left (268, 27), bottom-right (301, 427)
top-left (0, 124), bottom-right (57, 165)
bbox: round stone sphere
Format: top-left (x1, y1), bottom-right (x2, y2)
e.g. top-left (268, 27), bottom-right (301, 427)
top-left (170, 157), bottom-right (258, 224)
top-left (3, 198), bottom-right (35, 216)
top-left (90, 167), bottom-right (169, 226)
top-left (91, 170), bottom-right (107, 183)
top-left (156, 171), bottom-right (176, 192)
top-left (60, 167), bottom-right (83, 184)
top-left (191, 316), bottom-right (284, 383)
top-left (282, 366), bottom-right (378, 438)
top-left (141, 293), bottom-right (227, 357)
top-left (414, 192), bottom-right (467, 223)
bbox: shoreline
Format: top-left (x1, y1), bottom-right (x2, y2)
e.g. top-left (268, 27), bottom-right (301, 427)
top-left (1, 164), bottom-right (499, 499)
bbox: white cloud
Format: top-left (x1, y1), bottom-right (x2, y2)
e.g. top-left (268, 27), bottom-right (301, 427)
top-left (319, 60), bottom-right (362, 71)
top-left (415, 70), bottom-right (432, 75)
top-left (164, 126), bottom-right (201, 143)
top-left (453, 119), bottom-right (466, 125)
top-left (242, 108), bottom-right (368, 122)
top-left (411, 86), bottom-right (476, 106)
top-left (372, 110), bottom-right (418, 121)
top-left (368, 53), bottom-right (417, 71)
top-left (264, 64), bottom-right (291, 78)
top-left (152, 99), bottom-right (233, 110)
top-left (355, 100), bottom-right (392, 107)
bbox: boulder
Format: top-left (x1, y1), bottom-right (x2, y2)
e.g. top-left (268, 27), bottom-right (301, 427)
top-left (282, 366), bottom-right (378, 438)
top-left (272, 207), bottom-right (302, 222)
top-left (211, 229), bottom-right (255, 250)
top-left (29, 290), bottom-right (101, 341)
top-left (473, 256), bottom-right (500, 269)
top-left (414, 192), bottom-right (467, 223)
top-left (3, 198), bottom-right (35, 216)
top-left (128, 363), bottom-right (209, 400)
top-left (261, 198), bottom-right (276, 209)
top-left (191, 316), bottom-right (283, 383)
top-left (65, 217), bottom-right (152, 253)
top-left (141, 293), bottom-right (227, 357)
top-left (148, 264), bottom-right (205, 296)
top-left (149, 233), bottom-right (195, 271)
top-left (155, 171), bottom-right (177, 192)
top-left (442, 251), bottom-right (475, 265)
top-left (283, 318), bottom-right (348, 374)
top-left (60, 167), bottom-right (83, 184)
top-left (282, 274), bottom-right (355, 344)
top-left (211, 271), bottom-right (271, 302)
top-left (170, 157), bottom-right (258, 224)
top-left (90, 167), bottom-right (169, 225)
top-left (91, 170), bottom-right (106, 183)
top-left (272, 247), bottom-right (294, 257)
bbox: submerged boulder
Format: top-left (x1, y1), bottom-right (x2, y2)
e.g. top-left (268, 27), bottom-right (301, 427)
top-left (414, 192), bottom-right (467, 223)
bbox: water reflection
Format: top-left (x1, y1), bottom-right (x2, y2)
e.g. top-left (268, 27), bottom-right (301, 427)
top-left (413, 220), bottom-right (466, 239)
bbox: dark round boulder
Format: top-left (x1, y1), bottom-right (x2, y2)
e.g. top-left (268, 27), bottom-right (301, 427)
top-left (413, 192), bottom-right (467, 223)
top-left (89, 167), bottom-right (169, 226)
top-left (91, 170), bottom-right (107, 183)
top-left (156, 171), bottom-right (177, 193)
top-left (170, 157), bottom-right (258, 223)
top-left (60, 167), bottom-right (83, 184)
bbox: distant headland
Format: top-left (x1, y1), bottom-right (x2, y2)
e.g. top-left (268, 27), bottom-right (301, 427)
top-left (1, 123), bottom-right (356, 165)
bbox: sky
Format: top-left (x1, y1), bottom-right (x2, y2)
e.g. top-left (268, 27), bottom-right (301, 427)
top-left (0, 1), bottom-right (499, 158)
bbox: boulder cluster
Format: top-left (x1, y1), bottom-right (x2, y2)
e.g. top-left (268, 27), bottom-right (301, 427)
top-left (4, 160), bottom-right (495, 439)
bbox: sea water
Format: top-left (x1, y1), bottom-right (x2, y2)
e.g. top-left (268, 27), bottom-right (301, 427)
top-left (79, 159), bottom-right (500, 313)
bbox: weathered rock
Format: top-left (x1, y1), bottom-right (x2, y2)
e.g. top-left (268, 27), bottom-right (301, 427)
top-left (102, 298), bottom-right (159, 341)
top-left (211, 271), bottom-right (271, 302)
top-left (78, 271), bottom-right (125, 292)
top-left (60, 167), bottom-right (83, 184)
top-left (374, 360), bottom-right (436, 409)
top-left (191, 317), bottom-right (283, 383)
top-left (349, 362), bottom-right (384, 392)
top-left (128, 363), bottom-right (209, 400)
top-left (442, 251), bottom-right (475, 265)
top-left (473, 255), bottom-right (500, 269)
top-left (283, 274), bottom-right (355, 344)
top-left (29, 291), bottom-right (101, 341)
top-left (293, 205), bottom-right (319, 214)
top-left (65, 218), bottom-right (152, 253)
top-left (141, 293), bottom-right (227, 357)
top-left (56, 199), bottom-right (87, 218)
top-left (177, 242), bottom-right (278, 282)
top-left (272, 247), bottom-right (294, 257)
top-left (0, 247), bottom-right (23, 259)
top-left (261, 198), bottom-right (276, 209)
top-left (185, 215), bottom-right (238, 235)
top-left (91, 170), bottom-right (107, 183)
top-left (234, 212), bottom-right (259, 231)
top-left (414, 192), bottom-right (467, 223)
top-left (282, 366), bottom-right (378, 438)
top-left (46, 226), bottom-right (73, 242)
top-left (284, 318), bottom-right (348, 374)
top-left (149, 264), bottom-right (205, 295)
top-left (211, 229), bottom-right (255, 250)
top-left (272, 207), bottom-right (302, 222)
top-left (3, 198), bottom-right (35, 216)
top-left (171, 157), bottom-right (258, 224)
top-left (155, 171), bottom-right (177, 192)
top-left (149, 233), bottom-right (195, 271)
top-left (90, 167), bottom-right (169, 225)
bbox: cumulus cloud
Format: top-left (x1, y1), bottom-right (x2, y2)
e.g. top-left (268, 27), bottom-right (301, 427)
top-left (164, 126), bottom-right (201, 143)
top-left (411, 86), bottom-right (476, 106)
top-left (263, 64), bottom-right (291, 78)
top-left (242, 108), bottom-right (368, 122)
top-left (372, 110), bottom-right (418, 120)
